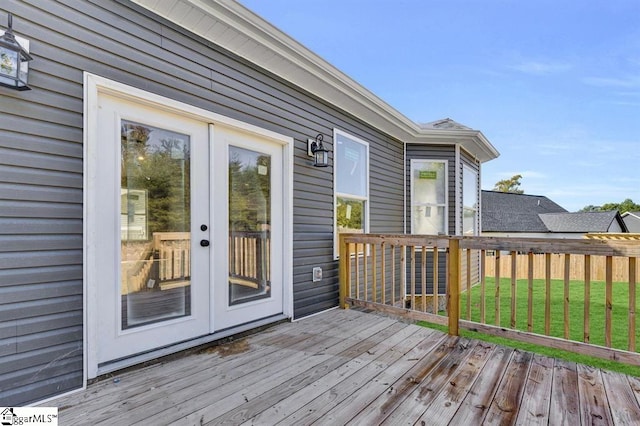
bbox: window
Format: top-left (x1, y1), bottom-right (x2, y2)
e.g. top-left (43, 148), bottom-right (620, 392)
top-left (334, 129), bottom-right (369, 258)
top-left (463, 165), bottom-right (478, 236)
top-left (411, 159), bottom-right (447, 235)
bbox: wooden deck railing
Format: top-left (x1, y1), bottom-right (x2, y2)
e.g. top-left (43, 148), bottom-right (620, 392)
top-left (121, 231), bottom-right (270, 294)
top-left (339, 233), bottom-right (640, 366)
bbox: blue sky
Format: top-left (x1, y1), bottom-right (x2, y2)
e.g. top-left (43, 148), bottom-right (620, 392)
top-left (238, 0), bottom-right (640, 212)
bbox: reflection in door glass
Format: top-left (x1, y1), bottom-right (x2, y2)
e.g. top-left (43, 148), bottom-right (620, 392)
top-left (229, 146), bottom-right (271, 305)
top-left (120, 120), bottom-right (191, 329)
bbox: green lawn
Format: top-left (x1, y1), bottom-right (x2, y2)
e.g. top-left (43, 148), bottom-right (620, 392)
top-left (417, 320), bottom-right (640, 377)
top-left (459, 277), bottom-right (640, 351)
top-left (418, 277), bottom-right (640, 376)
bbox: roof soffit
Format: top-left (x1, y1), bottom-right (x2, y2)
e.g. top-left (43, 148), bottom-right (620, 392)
top-left (131, 0), bottom-right (499, 162)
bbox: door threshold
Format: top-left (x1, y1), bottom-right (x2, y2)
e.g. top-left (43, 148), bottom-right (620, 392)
top-left (95, 314), bottom-right (289, 378)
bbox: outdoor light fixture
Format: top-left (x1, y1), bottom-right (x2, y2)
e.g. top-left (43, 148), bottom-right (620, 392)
top-left (0, 13), bottom-right (32, 91)
top-left (307, 133), bottom-right (329, 167)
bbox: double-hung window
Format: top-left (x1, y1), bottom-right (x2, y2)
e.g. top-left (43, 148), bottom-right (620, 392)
top-left (410, 159), bottom-right (448, 235)
top-left (462, 165), bottom-right (479, 236)
top-left (334, 129), bottom-right (369, 258)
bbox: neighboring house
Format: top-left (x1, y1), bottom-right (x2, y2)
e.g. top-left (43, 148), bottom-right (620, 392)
top-left (539, 211), bottom-right (628, 236)
top-left (622, 211), bottom-right (640, 233)
top-left (481, 190), bottom-right (628, 238)
top-left (0, 0), bottom-right (498, 405)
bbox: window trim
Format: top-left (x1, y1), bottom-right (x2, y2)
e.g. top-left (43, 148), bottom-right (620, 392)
top-left (334, 129), bottom-right (370, 259)
top-left (410, 159), bottom-right (448, 235)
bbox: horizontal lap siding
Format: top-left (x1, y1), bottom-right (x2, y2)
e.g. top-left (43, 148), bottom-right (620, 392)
top-left (0, 0), bottom-right (404, 404)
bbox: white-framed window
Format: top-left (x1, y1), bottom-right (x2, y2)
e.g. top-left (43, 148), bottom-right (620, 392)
top-left (410, 159), bottom-right (448, 235)
top-left (462, 165), bottom-right (479, 236)
top-left (334, 129), bottom-right (369, 259)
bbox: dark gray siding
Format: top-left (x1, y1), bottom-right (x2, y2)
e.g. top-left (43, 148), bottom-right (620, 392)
top-left (0, 0), bottom-right (404, 404)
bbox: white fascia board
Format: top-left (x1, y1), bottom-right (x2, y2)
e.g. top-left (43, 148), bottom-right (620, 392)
top-left (131, 0), bottom-right (499, 162)
top-left (405, 129), bottom-right (499, 163)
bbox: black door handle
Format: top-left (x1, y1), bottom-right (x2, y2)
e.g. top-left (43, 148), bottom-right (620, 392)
top-left (200, 239), bottom-right (210, 247)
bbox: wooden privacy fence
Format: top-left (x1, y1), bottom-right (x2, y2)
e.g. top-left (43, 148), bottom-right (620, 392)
top-left (339, 234), bottom-right (640, 366)
top-left (485, 252), bottom-right (640, 282)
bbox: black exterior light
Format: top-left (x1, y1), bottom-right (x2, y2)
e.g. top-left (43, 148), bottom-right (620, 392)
top-left (307, 134), bottom-right (329, 167)
top-left (0, 13), bottom-right (33, 91)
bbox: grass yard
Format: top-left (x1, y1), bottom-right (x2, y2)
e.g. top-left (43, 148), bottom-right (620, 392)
top-left (460, 277), bottom-right (640, 351)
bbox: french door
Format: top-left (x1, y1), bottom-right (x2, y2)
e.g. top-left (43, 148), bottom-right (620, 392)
top-left (212, 125), bottom-right (283, 330)
top-left (94, 94), bottom-right (211, 364)
top-left (92, 91), bottom-right (284, 368)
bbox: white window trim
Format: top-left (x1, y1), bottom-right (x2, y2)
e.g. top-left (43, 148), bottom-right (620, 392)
top-left (333, 129), bottom-right (370, 259)
top-left (410, 159), bottom-right (448, 235)
top-left (462, 163), bottom-right (479, 236)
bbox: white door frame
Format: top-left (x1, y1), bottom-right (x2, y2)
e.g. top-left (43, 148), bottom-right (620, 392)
top-left (83, 73), bottom-right (294, 380)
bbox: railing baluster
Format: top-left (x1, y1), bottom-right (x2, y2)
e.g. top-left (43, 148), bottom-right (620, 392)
top-left (528, 252), bottom-right (534, 332)
top-left (481, 249), bottom-right (486, 324)
top-left (364, 244), bottom-right (368, 302)
top-left (410, 246), bottom-right (416, 310)
top-left (381, 242), bottom-right (386, 305)
top-left (511, 251), bottom-right (517, 329)
top-left (495, 250), bottom-right (501, 326)
top-left (355, 243), bottom-right (360, 300)
top-left (606, 255), bottom-right (613, 348)
top-left (584, 255), bottom-right (591, 343)
top-left (564, 253), bottom-right (571, 340)
top-left (433, 246), bottom-right (439, 315)
top-left (421, 246), bottom-right (426, 312)
top-left (391, 244), bottom-right (396, 306)
top-left (545, 253), bottom-right (551, 336)
top-left (400, 245), bottom-right (406, 302)
top-left (372, 244), bottom-right (377, 303)
top-left (466, 248), bottom-right (471, 321)
top-left (629, 257), bottom-right (636, 352)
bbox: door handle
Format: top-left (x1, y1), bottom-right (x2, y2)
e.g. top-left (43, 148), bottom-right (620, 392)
top-left (200, 239), bottom-right (210, 247)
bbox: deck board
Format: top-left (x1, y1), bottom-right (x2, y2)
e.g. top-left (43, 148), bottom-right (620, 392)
top-left (49, 308), bottom-right (640, 425)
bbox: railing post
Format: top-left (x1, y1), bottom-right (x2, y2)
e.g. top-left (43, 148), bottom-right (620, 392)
top-left (448, 237), bottom-right (461, 336)
top-left (339, 234), bottom-right (350, 309)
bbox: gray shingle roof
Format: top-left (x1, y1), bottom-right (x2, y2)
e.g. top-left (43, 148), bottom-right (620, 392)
top-left (539, 211), bottom-right (621, 233)
top-left (419, 118), bottom-right (473, 131)
top-left (481, 190), bottom-right (567, 232)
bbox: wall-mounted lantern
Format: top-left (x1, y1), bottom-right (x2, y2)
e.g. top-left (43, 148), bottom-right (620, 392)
top-left (0, 13), bottom-right (32, 91)
top-left (307, 134), bottom-right (329, 167)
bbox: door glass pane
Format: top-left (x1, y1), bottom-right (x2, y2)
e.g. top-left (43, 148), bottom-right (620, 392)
top-left (413, 162), bottom-right (446, 205)
top-left (413, 205), bottom-right (446, 235)
top-left (120, 120), bottom-right (191, 329)
top-left (229, 146), bottom-right (271, 305)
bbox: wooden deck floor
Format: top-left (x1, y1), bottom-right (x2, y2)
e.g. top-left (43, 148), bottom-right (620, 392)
top-left (52, 309), bottom-right (640, 425)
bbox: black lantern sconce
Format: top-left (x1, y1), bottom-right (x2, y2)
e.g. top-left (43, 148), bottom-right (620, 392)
top-left (307, 134), bottom-right (329, 167)
top-left (0, 13), bottom-right (32, 91)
